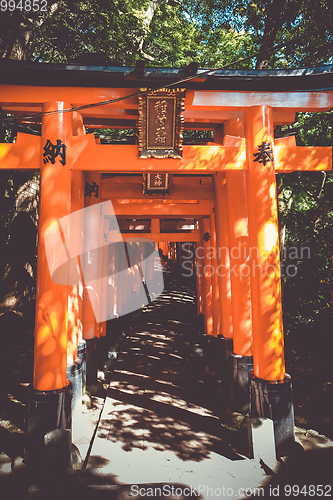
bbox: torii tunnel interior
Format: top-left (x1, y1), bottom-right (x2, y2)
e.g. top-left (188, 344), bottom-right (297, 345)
top-left (0, 62), bottom-right (332, 463)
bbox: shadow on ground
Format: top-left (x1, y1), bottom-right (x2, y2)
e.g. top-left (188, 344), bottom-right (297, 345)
top-left (0, 265), bottom-right (332, 499)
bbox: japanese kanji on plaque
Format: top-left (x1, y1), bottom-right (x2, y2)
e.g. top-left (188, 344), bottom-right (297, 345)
top-left (143, 173), bottom-right (172, 194)
top-left (138, 88), bottom-right (185, 159)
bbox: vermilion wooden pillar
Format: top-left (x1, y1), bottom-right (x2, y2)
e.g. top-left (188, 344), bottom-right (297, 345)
top-left (26, 102), bottom-right (73, 466)
top-left (68, 115), bottom-right (85, 421)
top-left (81, 172), bottom-right (102, 385)
top-left (99, 216), bottom-right (109, 334)
top-left (213, 173), bottom-right (233, 339)
top-left (134, 242), bottom-right (139, 297)
top-left (226, 169), bottom-right (254, 411)
top-left (223, 119), bottom-right (253, 412)
top-left (245, 106), bottom-right (294, 455)
top-left (224, 117), bottom-right (252, 356)
top-left (172, 242), bottom-right (176, 261)
top-left (195, 243), bottom-right (203, 316)
top-left (225, 172), bottom-right (252, 356)
top-left (201, 218), bottom-right (213, 335)
top-left (107, 240), bottom-right (116, 317)
top-left (210, 204), bottom-right (221, 337)
top-left (82, 172), bottom-right (102, 341)
top-left (213, 124), bottom-right (234, 388)
top-left (176, 242), bottom-right (182, 265)
top-left (117, 241), bottom-right (124, 311)
top-left (213, 171), bottom-right (234, 384)
top-left (121, 241), bottom-right (127, 307)
top-left (67, 112), bottom-right (85, 365)
top-left (245, 106), bottom-right (284, 381)
top-left (168, 242), bottom-right (171, 260)
top-left (214, 125), bottom-right (233, 340)
top-left (33, 102), bottom-right (72, 392)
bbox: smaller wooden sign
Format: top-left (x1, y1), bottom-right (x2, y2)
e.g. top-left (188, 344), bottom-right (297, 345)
top-left (143, 173), bottom-right (172, 195)
top-left (138, 88), bottom-right (185, 158)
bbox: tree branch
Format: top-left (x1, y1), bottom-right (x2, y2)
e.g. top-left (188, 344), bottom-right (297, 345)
top-left (256, 0), bottom-right (303, 69)
top-left (137, 0), bottom-right (167, 59)
top-left (317, 171), bottom-right (327, 199)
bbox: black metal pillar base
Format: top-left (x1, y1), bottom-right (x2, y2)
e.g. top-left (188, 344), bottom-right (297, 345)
top-left (229, 353), bottom-right (253, 414)
top-left (67, 359), bottom-right (82, 422)
top-left (249, 373), bottom-right (295, 457)
top-left (85, 337), bottom-right (98, 386)
top-left (24, 381), bottom-right (72, 470)
top-left (197, 313), bottom-right (205, 339)
top-left (77, 340), bottom-right (86, 395)
top-left (201, 334), bottom-right (219, 368)
top-left (217, 335), bottom-right (233, 385)
top-left (98, 335), bottom-right (108, 367)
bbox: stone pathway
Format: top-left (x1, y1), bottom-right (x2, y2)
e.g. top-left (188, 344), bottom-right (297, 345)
top-left (1, 270), bottom-right (332, 499)
top-left (81, 274), bottom-right (270, 499)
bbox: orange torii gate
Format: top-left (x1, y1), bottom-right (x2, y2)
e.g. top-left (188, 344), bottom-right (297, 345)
top-left (0, 60), bottom-right (332, 464)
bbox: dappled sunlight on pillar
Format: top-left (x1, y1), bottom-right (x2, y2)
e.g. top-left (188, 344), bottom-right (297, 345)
top-left (245, 105), bottom-right (285, 382)
top-left (67, 286), bottom-right (80, 364)
top-left (35, 291), bottom-right (68, 390)
top-left (210, 206), bottom-right (221, 337)
top-left (33, 101), bottom-right (72, 391)
top-left (201, 218), bottom-right (214, 335)
top-left (226, 170), bottom-right (252, 356)
top-left (213, 172), bottom-right (233, 339)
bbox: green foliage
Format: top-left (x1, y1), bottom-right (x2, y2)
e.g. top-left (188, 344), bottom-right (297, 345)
top-left (0, 0), bottom-right (255, 68)
top-left (183, 129), bottom-right (213, 143)
top-left (296, 111), bottom-right (333, 147)
top-left (1, 0), bottom-right (332, 68)
top-left (1, 0), bottom-right (333, 340)
top-left (178, 0), bottom-right (333, 68)
top-left (278, 111), bottom-right (333, 334)
top-left (29, 1), bottom-right (149, 64)
top-left (142, 2), bottom-right (201, 67)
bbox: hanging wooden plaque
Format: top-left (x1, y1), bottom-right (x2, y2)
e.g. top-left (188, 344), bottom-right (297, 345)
top-left (138, 88), bottom-right (185, 158)
top-left (143, 173), bottom-right (172, 195)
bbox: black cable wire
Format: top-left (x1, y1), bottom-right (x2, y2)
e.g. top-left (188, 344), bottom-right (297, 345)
top-left (0, 33), bottom-right (318, 124)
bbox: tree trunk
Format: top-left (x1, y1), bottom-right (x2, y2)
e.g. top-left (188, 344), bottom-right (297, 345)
top-left (138, 0), bottom-right (167, 60)
top-left (256, 0), bottom-right (302, 69)
top-left (1, 2), bottom-right (61, 60)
